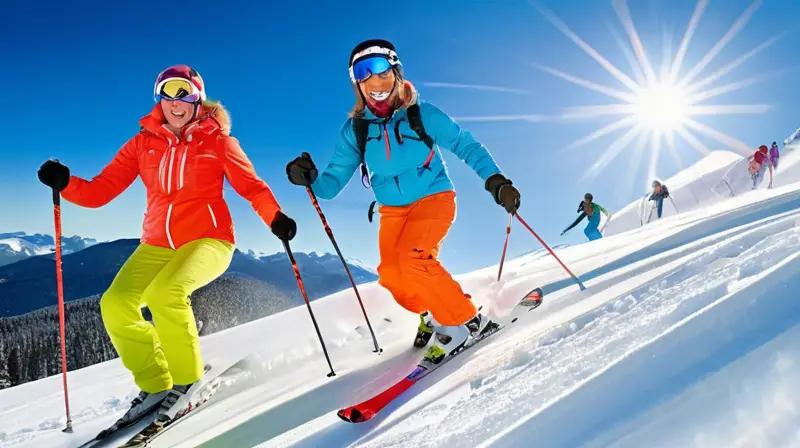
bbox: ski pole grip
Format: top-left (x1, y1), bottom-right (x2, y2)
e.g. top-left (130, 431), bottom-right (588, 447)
top-left (52, 189), bottom-right (60, 206)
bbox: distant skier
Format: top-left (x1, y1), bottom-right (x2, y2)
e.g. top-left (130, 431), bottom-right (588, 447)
top-left (561, 193), bottom-right (610, 241)
top-left (748, 145), bottom-right (774, 190)
top-left (648, 180), bottom-right (671, 220)
top-left (285, 39), bottom-right (520, 365)
top-left (37, 65), bottom-right (296, 428)
top-left (770, 141), bottom-right (781, 170)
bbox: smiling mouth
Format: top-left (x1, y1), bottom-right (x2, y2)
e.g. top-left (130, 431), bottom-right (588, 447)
top-left (369, 91), bottom-right (391, 101)
top-left (171, 110), bottom-right (187, 118)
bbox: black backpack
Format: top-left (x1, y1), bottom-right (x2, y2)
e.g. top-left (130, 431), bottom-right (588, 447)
top-left (352, 103), bottom-right (436, 188)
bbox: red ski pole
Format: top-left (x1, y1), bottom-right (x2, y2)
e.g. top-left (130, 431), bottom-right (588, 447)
top-left (497, 214), bottom-right (512, 282)
top-left (515, 213), bottom-right (586, 291)
top-left (52, 188), bottom-right (73, 432)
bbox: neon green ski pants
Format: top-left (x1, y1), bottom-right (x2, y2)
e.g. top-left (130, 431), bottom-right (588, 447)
top-left (100, 238), bottom-right (233, 393)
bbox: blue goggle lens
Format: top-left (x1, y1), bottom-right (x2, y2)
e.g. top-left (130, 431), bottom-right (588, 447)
top-left (352, 57), bottom-right (393, 82)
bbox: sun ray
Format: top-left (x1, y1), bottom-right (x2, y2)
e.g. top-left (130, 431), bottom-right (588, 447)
top-left (452, 104), bottom-right (637, 123)
top-left (420, 82), bottom-right (533, 94)
top-left (678, 0), bottom-right (763, 88)
top-left (686, 104), bottom-right (771, 115)
top-left (685, 33), bottom-right (786, 94)
top-left (449, 114), bottom-right (557, 123)
top-left (647, 129), bottom-right (663, 183)
top-left (611, 0), bottom-right (657, 84)
top-left (673, 126), bottom-right (713, 157)
top-left (580, 124), bottom-right (643, 182)
top-left (531, 0), bottom-right (641, 92)
top-left (621, 130), bottom-right (651, 196)
top-left (670, 0), bottom-right (709, 83)
top-left (533, 64), bottom-right (638, 103)
top-left (664, 128), bottom-right (684, 170)
top-left (682, 117), bottom-right (753, 154)
top-left (686, 70), bottom-right (794, 104)
top-left (560, 104), bottom-right (638, 119)
top-left (660, 26), bottom-right (674, 81)
top-left (606, 20), bottom-right (648, 85)
top-left (565, 116), bottom-right (640, 153)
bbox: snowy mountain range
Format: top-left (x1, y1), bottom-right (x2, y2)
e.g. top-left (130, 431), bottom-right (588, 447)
top-left (0, 235), bottom-right (377, 318)
top-left (0, 232), bottom-right (97, 267)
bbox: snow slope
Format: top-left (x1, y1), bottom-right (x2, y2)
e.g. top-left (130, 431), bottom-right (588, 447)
top-left (1, 163), bottom-right (800, 447)
top-left (605, 148), bottom-right (800, 236)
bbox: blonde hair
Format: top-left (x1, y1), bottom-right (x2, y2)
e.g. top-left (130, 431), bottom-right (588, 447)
top-left (348, 69), bottom-right (416, 118)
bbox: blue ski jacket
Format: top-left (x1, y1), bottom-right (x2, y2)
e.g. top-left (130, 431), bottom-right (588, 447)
top-left (309, 94), bottom-right (502, 206)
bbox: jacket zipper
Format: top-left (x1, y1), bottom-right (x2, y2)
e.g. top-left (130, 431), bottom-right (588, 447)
top-left (165, 204), bottom-right (175, 249)
top-left (207, 204), bottom-right (218, 228)
top-left (383, 123), bottom-right (391, 161)
top-left (178, 146), bottom-right (187, 190)
top-left (382, 122), bottom-right (401, 193)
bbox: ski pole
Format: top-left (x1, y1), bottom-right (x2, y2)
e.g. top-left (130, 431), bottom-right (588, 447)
top-left (304, 184), bottom-right (382, 354)
top-left (51, 188), bottom-right (73, 433)
top-left (283, 239), bottom-right (336, 377)
top-left (514, 213), bottom-right (586, 291)
top-left (497, 214), bottom-right (512, 282)
top-left (669, 196), bottom-right (680, 214)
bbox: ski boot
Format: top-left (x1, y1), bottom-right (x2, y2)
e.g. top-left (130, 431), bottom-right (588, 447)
top-left (414, 311), bottom-right (436, 348)
top-left (465, 312), bottom-right (500, 338)
top-left (97, 389), bottom-right (168, 437)
top-left (423, 323), bottom-right (469, 365)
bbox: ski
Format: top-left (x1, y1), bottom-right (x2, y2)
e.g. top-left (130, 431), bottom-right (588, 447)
top-left (114, 357), bottom-right (253, 447)
top-left (75, 364), bottom-right (213, 448)
top-left (337, 288), bottom-right (544, 423)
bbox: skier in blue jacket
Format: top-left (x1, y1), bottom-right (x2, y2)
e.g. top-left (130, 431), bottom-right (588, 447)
top-left (285, 39), bottom-right (520, 365)
top-left (561, 193), bottom-right (610, 241)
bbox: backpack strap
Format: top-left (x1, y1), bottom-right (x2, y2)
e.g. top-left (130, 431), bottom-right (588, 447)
top-left (352, 104), bottom-right (437, 189)
top-left (405, 104), bottom-right (436, 170)
top-left (352, 117), bottom-right (371, 188)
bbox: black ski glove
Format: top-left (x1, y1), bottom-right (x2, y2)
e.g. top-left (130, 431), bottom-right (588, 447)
top-left (38, 160), bottom-right (71, 192)
top-left (270, 211), bottom-right (297, 241)
top-left (485, 173), bottom-right (521, 214)
top-left (286, 152), bottom-right (318, 186)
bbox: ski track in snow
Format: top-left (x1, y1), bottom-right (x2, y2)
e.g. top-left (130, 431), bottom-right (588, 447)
top-left (308, 215), bottom-right (800, 448)
top-left (1, 152), bottom-right (800, 448)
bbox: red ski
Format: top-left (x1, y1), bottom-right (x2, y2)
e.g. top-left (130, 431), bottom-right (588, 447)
top-left (337, 288), bottom-right (543, 423)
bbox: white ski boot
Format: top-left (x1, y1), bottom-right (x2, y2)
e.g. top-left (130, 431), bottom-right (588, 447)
top-left (423, 323), bottom-right (469, 364)
top-left (117, 390), bottom-right (169, 427)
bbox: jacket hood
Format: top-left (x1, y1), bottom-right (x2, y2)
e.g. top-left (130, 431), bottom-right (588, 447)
top-left (140, 101), bottom-right (232, 136)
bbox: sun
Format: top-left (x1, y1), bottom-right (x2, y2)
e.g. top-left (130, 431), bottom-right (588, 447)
top-left (450, 0), bottom-right (781, 190)
top-left (632, 82), bottom-right (690, 131)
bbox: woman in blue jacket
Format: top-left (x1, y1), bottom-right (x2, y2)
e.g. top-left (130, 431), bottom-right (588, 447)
top-left (286, 39), bottom-right (521, 364)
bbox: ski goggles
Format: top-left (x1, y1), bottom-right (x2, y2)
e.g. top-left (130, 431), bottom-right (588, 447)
top-left (349, 46), bottom-right (401, 83)
top-left (154, 78), bottom-right (203, 103)
top-left (350, 57), bottom-right (394, 83)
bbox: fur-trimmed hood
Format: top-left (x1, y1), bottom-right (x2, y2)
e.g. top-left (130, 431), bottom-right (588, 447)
top-left (140, 101), bottom-right (232, 136)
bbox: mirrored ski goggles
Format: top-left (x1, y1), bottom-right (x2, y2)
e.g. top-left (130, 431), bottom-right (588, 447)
top-left (350, 57), bottom-right (394, 83)
top-left (154, 78), bottom-right (202, 103)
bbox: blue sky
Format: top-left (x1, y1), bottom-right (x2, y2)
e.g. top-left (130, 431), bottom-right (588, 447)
top-left (1, 0), bottom-right (798, 275)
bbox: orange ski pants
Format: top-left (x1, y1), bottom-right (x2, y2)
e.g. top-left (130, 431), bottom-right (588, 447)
top-left (376, 190), bottom-right (477, 326)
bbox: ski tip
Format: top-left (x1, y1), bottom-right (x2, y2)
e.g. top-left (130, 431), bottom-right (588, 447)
top-left (338, 408), bottom-right (367, 423)
top-left (337, 409), bottom-right (352, 422)
top-left (520, 287), bottom-right (544, 309)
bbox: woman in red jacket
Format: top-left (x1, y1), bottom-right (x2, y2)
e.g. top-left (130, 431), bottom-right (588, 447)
top-left (36, 65), bottom-right (296, 426)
